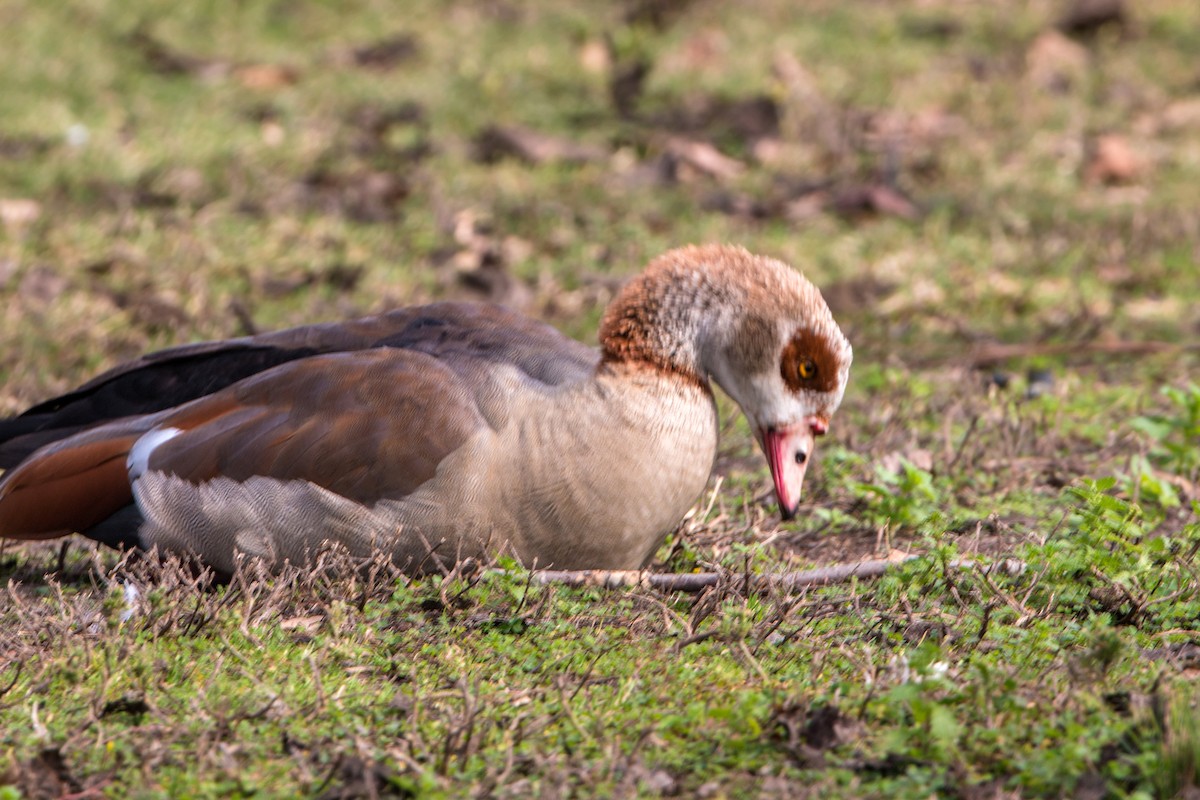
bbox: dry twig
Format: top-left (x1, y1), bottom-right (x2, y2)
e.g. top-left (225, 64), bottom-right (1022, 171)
top-left (498, 556), bottom-right (1024, 594)
top-left (968, 340), bottom-right (1198, 369)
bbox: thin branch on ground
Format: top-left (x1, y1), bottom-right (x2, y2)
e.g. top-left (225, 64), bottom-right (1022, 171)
top-left (967, 340), bottom-right (1199, 368)
top-left (497, 556), bottom-right (1024, 593)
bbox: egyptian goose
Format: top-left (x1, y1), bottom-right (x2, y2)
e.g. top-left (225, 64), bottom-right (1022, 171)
top-left (0, 245), bottom-right (851, 574)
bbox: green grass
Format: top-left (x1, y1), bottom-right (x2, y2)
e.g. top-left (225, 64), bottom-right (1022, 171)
top-left (2, 0), bottom-right (1200, 796)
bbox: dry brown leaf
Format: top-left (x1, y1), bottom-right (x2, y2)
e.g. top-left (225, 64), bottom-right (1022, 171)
top-left (260, 121), bottom-right (285, 146)
top-left (1161, 98), bottom-right (1200, 133)
top-left (129, 28), bottom-right (299, 89)
top-left (0, 198), bottom-right (41, 230)
top-left (1085, 134), bottom-right (1144, 184)
top-left (783, 192), bottom-right (827, 222)
top-left (578, 39), bottom-right (610, 74)
top-left (1125, 296), bottom-right (1183, 323)
top-left (234, 63), bottom-right (299, 90)
top-left (660, 28), bottom-right (729, 74)
top-left (830, 183), bottom-right (921, 221)
top-left (1025, 30), bottom-right (1089, 90)
top-left (473, 125), bottom-right (606, 165)
top-left (878, 449), bottom-right (934, 475)
top-left (663, 137), bottom-right (744, 181)
top-left (878, 277), bottom-right (945, 315)
top-left (279, 615), bottom-right (323, 634)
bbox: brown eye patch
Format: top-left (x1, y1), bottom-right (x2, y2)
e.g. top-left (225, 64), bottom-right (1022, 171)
top-left (780, 328), bottom-right (839, 393)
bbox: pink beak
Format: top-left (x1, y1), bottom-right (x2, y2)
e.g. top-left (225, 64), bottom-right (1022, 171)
top-left (759, 417), bottom-right (827, 520)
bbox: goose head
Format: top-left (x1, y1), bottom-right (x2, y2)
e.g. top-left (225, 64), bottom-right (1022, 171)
top-left (600, 244), bottom-right (852, 519)
top-left (709, 311), bottom-right (851, 520)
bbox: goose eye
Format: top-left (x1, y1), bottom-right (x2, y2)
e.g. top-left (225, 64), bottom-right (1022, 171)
top-left (780, 330), bottom-right (835, 393)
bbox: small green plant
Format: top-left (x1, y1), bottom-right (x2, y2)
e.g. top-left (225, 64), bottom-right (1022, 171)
top-left (1122, 453), bottom-right (1181, 513)
top-left (1132, 383), bottom-right (1200, 479)
top-left (855, 458), bottom-right (941, 529)
top-left (880, 640), bottom-right (963, 763)
top-left (1018, 478), bottom-right (1200, 630)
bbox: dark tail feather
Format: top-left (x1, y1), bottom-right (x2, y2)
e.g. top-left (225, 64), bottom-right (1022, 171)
top-left (0, 345), bottom-right (320, 470)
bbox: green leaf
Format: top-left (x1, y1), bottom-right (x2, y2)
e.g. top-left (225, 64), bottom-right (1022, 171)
top-left (929, 704), bottom-right (962, 751)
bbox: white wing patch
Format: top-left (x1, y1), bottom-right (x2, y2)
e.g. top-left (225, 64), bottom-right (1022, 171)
top-left (126, 427), bottom-right (183, 483)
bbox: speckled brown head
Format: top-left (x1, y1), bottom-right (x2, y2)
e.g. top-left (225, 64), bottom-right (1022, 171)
top-left (600, 244), bottom-right (852, 519)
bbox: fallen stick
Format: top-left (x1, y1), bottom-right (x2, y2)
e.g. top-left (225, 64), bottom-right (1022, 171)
top-left (499, 556), bottom-right (1023, 593)
top-left (967, 340), bottom-right (1197, 369)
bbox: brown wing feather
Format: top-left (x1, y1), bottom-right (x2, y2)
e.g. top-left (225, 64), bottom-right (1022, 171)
top-left (146, 349), bottom-right (488, 505)
top-left (0, 434), bottom-right (142, 538)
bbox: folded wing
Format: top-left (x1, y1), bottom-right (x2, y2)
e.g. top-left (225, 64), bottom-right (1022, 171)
top-left (0, 303), bottom-right (599, 547)
top-left (0, 302), bottom-right (596, 468)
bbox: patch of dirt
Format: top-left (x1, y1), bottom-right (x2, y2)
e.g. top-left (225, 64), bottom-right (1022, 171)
top-left (779, 513), bottom-right (1035, 565)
